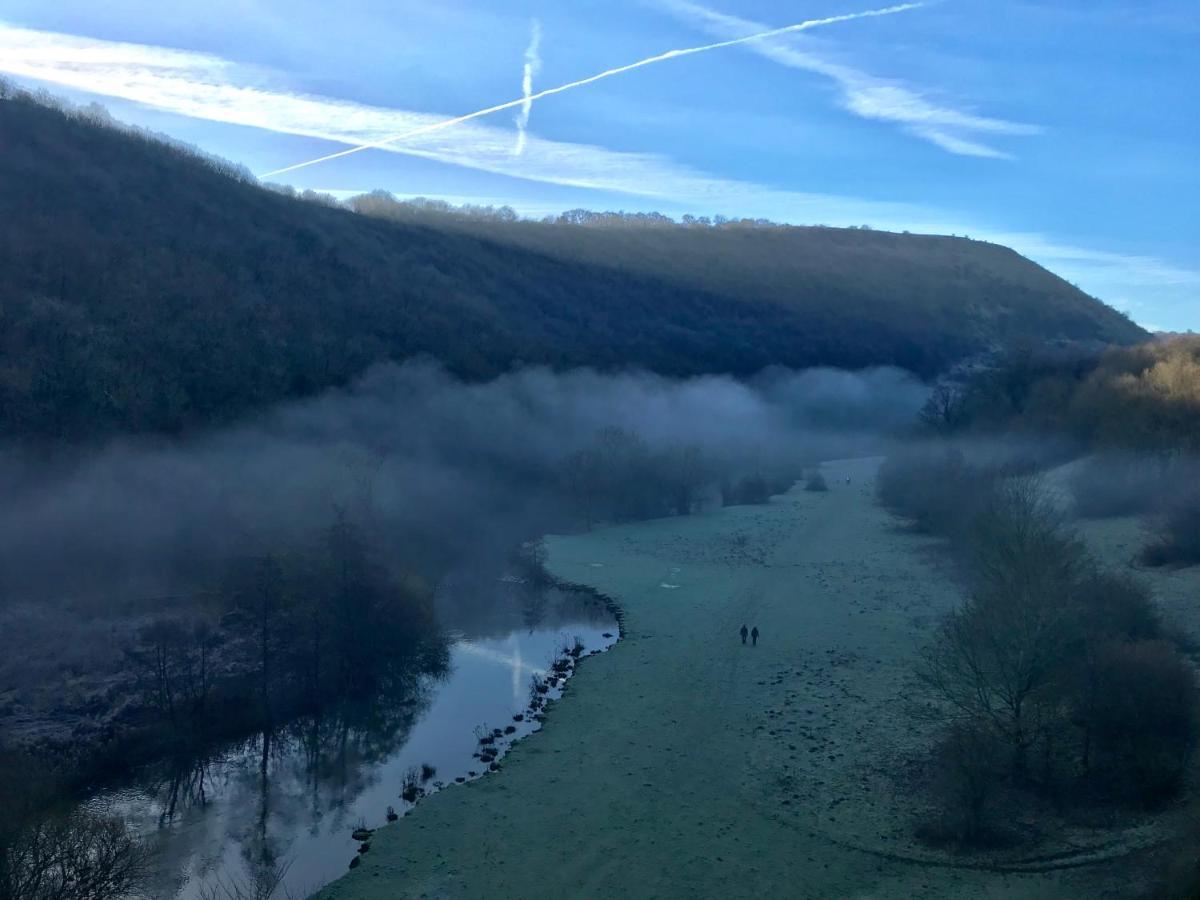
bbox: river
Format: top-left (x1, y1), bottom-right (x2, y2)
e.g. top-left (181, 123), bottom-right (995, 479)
top-left (82, 578), bottom-right (618, 899)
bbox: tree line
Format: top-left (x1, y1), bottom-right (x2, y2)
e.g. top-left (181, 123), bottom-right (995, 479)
top-left (921, 336), bottom-right (1200, 566)
top-left (879, 447), bottom-right (1198, 851)
top-left (559, 426), bottom-right (800, 529)
top-left (120, 514), bottom-right (447, 759)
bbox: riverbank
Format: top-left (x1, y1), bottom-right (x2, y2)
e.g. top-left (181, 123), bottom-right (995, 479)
top-left (316, 458), bottom-right (1164, 898)
top-left (58, 581), bottom-right (613, 899)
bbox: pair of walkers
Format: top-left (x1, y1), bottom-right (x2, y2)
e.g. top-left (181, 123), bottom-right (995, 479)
top-left (739, 624), bottom-right (759, 646)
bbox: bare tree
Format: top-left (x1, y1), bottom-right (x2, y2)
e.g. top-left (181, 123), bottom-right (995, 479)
top-left (127, 618), bottom-right (189, 727)
top-left (196, 860), bottom-right (292, 900)
top-left (226, 555), bottom-right (288, 723)
top-left (1, 811), bottom-right (146, 900)
top-left (560, 447), bottom-right (603, 528)
top-left (918, 481), bottom-right (1084, 776)
top-left (664, 444), bottom-right (707, 515)
top-left (917, 588), bottom-right (1074, 777)
top-left (919, 382), bottom-right (966, 432)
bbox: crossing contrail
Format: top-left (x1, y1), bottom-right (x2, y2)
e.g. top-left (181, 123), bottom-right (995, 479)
top-left (513, 19), bottom-right (542, 156)
top-left (258, 2), bottom-right (922, 179)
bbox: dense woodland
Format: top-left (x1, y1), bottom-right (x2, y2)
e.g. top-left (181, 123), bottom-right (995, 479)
top-left (926, 336), bottom-right (1200, 455)
top-left (0, 85), bottom-right (1143, 442)
top-left (922, 337), bottom-right (1200, 565)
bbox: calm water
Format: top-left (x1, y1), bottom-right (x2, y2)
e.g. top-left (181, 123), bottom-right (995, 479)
top-left (85, 579), bottom-right (618, 899)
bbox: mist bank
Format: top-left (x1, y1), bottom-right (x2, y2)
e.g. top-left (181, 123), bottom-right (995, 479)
top-left (0, 360), bottom-right (925, 776)
top-left (0, 361), bottom-right (926, 608)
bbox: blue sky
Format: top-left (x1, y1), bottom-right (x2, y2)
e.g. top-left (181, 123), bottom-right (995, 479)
top-left (1, 0), bottom-right (1196, 331)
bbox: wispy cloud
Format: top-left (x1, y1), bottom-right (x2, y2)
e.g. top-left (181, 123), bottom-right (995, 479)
top-left (258, 3), bottom-right (924, 178)
top-left (658, 0), bottom-right (1040, 159)
top-left (513, 19), bottom-right (542, 156)
top-left (0, 20), bottom-right (1193, 324)
top-left (0, 20), bottom-right (923, 206)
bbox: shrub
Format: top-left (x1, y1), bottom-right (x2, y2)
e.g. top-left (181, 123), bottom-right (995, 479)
top-left (877, 446), bottom-right (996, 535)
top-left (401, 767), bottom-right (423, 803)
top-left (722, 473), bottom-right (771, 506)
top-left (1155, 797), bottom-right (1200, 899)
top-left (1085, 640), bottom-right (1199, 802)
top-left (1067, 455), bottom-right (1167, 519)
top-left (1142, 484), bottom-right (1200, 567)
top-left (964, 478), bottom-right (1086, 590)
top-left (1077, 571), bottom-right (1160, 643)
top-left (0, 751), bottom-right (146, 900)
top-left (804, 471), bottom-right (828, 492)
top-left (918, 577), bottom-right (1076, 778)
top-left (917, 723), bottom-right (1007, 848)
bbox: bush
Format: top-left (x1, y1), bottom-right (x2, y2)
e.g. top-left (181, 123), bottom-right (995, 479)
top-left (1142, 484), bottom-right (1200, 567)
top-left (963, 478), bottom-right (1087, 602)
top-left (916, 475), bottom-right (1200, 814)
top-left (0, 750), bottom-right (146, 900)
top-left (1155, 797), bottom-right (1200, 899)
top-left (1077, 571), bottom-right (1160, 643)
top-left (804, 471), bottom-right (828, 492)
top-left (877, 446), bottom-right (996, 535)
top-left (722, 473), bottom-right (771, 506)
top-left (1084, 640), bottom-right (1199, 802)
top-left (918, 723), bottom-right (1007, 848)
top-left (1067, 455), bottom-right (1168, 519)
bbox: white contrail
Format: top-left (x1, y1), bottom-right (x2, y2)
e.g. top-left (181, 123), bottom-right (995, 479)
top-left (258, 2), bottom-right (923, 179)
top-left (457, 640), bottom-right (545, 675)
top-left (513, 19), bottom-right (542, 156)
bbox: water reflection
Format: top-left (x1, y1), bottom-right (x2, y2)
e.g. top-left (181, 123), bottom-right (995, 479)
top-left (85, 582), bottom-right (616, 899)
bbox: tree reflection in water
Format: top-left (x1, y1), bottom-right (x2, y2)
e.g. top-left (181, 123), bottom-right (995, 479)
top-left (85, 583), bottom-right (615, 899)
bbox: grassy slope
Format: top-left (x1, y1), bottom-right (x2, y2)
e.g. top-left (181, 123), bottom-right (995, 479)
top-left (316, 459), bottom-right (1151, 899)
top-left (0, 92), bottom-right (1145, 441)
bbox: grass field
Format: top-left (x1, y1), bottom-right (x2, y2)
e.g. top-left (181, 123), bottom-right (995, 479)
top-left (317, 458), bottom-right (1183, 898)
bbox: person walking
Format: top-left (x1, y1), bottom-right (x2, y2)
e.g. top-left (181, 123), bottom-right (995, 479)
top-left (740, 624), bottom-right (749, 645)
top-left (751, 626), bottom-right (760, 647)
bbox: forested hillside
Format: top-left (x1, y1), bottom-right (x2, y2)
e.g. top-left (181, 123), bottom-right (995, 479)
top-left (0, 86), bottom-right (1145, 441)
top-left (929, 336), bottom-right (1200, 454)
top-left (352, 195), bottom-right (1144, 355)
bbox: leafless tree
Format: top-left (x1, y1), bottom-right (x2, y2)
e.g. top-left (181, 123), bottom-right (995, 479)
top-left (1, 811), bottom-right (146, 900)
top-left (919, 382), bottom-right (966, 432)
top-left (226, 555), bottom-right (288, 723)
top-left (918, 481), bottom-right (1084, 776)
top-left (560, 447), bottom-right (603, 528)
top-left (664, 444), bottom-right (707, 515)
top-left (195, 860), bottom-right (292, 900)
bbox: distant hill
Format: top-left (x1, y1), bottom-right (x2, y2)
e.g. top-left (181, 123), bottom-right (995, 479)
top-left (0, 86), bottom-right (1146, 441)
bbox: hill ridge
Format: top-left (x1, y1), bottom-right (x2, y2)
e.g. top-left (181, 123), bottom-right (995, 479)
top-left (0, 87), bottom-right (1146, 441)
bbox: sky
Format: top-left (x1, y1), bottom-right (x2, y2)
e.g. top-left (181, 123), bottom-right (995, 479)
top-left (0, 0), bottom-right (1196, 331)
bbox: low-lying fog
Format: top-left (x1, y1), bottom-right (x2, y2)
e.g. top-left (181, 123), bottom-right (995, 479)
top-left (0, 361), bottom-right (928, 607)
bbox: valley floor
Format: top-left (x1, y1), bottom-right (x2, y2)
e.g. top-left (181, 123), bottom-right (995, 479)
top-left (316, 458), bottom-right (1169, 899)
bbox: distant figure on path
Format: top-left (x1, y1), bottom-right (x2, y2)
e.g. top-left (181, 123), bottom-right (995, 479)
top-left (845, 476), bottom-right (851, 485)
top-left (740, 624), bottom-right (749, 645)
top-left (751, 626), bottom-right (760, 647)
